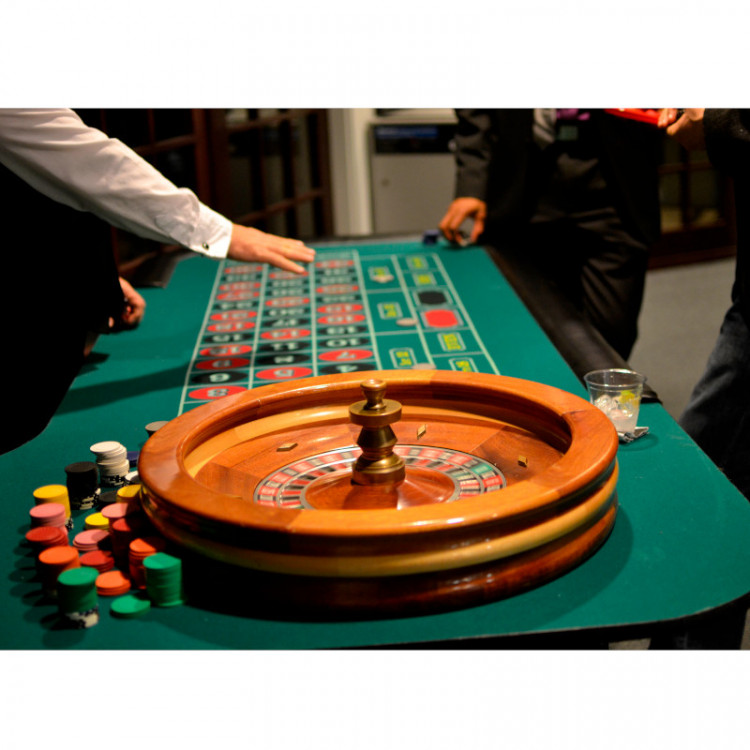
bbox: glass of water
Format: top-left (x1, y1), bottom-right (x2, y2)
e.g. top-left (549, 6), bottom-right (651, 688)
top-left (583, 369), bottom-right (646, 434)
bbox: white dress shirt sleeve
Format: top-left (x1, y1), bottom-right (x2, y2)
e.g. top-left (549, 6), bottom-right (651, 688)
top-left (0, 108), bottom-right (232, 258)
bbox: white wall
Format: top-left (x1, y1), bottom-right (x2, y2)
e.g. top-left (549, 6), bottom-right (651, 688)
top-left (327, 109), bottom-right (457, 238)
top-left (327, 108), bottom-right (376, 237)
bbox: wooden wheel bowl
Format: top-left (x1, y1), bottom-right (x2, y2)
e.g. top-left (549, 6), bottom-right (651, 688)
top-left (138, 370), bottom-right (619, 616)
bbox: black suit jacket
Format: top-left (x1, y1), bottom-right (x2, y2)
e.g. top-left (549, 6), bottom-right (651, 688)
top-left (0, 163), bottom-right (124, 453)
top-left (453, 109), bottom-right (662, 246)
top-left (704, 109), bottom-right (750, 323)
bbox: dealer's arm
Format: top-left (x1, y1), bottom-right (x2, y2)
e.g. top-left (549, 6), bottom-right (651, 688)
top-left (0, 109), bottom-right (316, 275)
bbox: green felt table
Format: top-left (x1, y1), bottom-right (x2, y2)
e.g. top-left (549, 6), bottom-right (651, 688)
top-left (3, 237), bottom-right (750, 649)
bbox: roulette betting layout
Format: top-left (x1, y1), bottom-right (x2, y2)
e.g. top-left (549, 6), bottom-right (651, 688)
top-left (179, 246), bottom-right (500, 414)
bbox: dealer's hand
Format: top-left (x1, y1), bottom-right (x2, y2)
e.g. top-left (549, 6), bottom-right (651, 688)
top-left (105, 277), bottom-right (146, 332)
top-left (228, 224), bottom-right (316, 274)
top-left (658, 108), bottom-right (706, 150)
top-left (88, 276), bottom-right (146, 354)
top-left (439, 197), bottom-right (487, 246)
top-left (116, 276), bottom-right (146, 328)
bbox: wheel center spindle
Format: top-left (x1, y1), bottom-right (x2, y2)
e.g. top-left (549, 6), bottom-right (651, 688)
top-left (349, 379), bottom-right (406, 486)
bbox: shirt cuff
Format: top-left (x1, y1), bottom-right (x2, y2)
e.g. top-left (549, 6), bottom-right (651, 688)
top-left (188, 204), bottom-right (233, 259)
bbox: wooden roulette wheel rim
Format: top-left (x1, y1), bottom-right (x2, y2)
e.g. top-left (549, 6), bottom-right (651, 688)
top-left (138, 370), bottom-right (619, 613)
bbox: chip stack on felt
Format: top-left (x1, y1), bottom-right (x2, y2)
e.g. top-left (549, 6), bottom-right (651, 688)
top-left (65, 461), bottom-right (100, 510)
top-left (20, 435), bottom-right (189, 629)
top-left (110, 516), bottom-right (146, 568)
top-left (32, 484), bottom-right (71, 527)
top-left (89, 441), bottom-right (129, 490)
top-left (38, 546), bottom-right (80, 598)
top-left (95, 570), bottom-right (132, 597)
top-left (25, 526), bottom-right (68, 553)
top-left (73, 529), bottom-right (110, 552)
top-left (80, 550), bottom-right (116, 573)
top-left (57, 567), bottom-right (100, 628)
top-left (29, 503), bottom-right (69, 538)
top-left (144, 552), bottom-right (185, 607)
top-left (128, 537), bottom-right (167, 589)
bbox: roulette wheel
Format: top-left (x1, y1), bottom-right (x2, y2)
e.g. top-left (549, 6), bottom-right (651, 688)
top-left (138, 370), bottom-right (619, 615)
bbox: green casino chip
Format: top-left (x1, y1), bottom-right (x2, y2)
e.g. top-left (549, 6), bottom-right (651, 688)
top-left (111, 593), bottom-right (152, 618)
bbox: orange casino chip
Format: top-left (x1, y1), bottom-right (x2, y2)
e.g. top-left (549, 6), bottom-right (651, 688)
top-left (95, 570), bottom-right (132, 596)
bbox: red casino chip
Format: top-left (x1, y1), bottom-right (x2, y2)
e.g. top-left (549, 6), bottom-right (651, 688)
top-left (423, 309), bottom-right (461, 328)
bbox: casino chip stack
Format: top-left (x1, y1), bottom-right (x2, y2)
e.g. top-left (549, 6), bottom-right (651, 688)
top-left (97, 490), bottom-right (119, 507)
top-left (90, 441), bottom-right (130, 490)
top-left (84, 511), bottom-right (109, 531)
top-left (32, 485), bottom-right (72, 527)
top-left (111, 593), bottom-right (151, 619)
top-left (101, 502), bottom-right (136, 528)
top-left (65, 462), bottom-right (100, 510)
top-left (116, 484), bottom-right (142, 508)
top-left (80, 550), bottom-right (116, 573)
top-left (144, 552), bottom-right (185, 607)
top-left (128, 537), bottom-right (167, 589)
top-left (110, 516), bottom-right (146, 568)
top-left (57, 567), bottom-right (99, 628)
top-left (73, 529), bottom-right (110, 552)
top-left (95, 570), bottom-right (131, 597)
top-left (19, 438), bottom-right (186, 633)
top-left (422, 229), bottom-right (440, 245)
top-left (25, 526), bottom-right (69, 554)
top-left (38, 545), bottom-right (80, 597)
top-left (29, 503), bottom-right (69, 539)
top-left (145, 420), bottom-right (168, 437)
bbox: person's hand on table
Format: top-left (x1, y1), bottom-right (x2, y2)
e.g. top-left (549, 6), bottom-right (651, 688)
top-left (228, 224), bottom-right (316, 274)
top-left (658, 108), bottom-right (706, 150)
top-left (103, 276), bottom-right (146, 333)
top-left (439, 197), bottom-right (487, 246)
top-left (85, 276), bottom-right (146, 355)
top-left (115, 276), bottom-right (146, 329)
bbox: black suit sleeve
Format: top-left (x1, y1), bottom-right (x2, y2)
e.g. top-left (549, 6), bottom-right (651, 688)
top-left (453, 109), bottom-right (495, 200)
top-left (705, 109), bottom-right (750, 176)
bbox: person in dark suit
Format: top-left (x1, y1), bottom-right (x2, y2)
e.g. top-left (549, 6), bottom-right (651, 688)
top-left (644, 108), bottom-right (750, 650)
top-left (0, 109), bottom-right (314, 455)
top-left (439, 109), bottom-right (662, 360)
top-left (1, 165), bottom-right (121, 454)
top-left (660, 108), bottom-right (750, 501)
